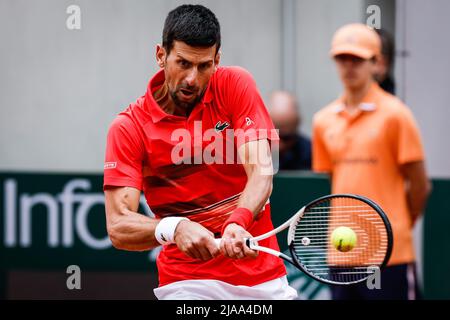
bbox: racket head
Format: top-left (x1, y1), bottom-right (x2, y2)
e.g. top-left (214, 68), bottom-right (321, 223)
top-left (287, 194), bottom-right (393, 286)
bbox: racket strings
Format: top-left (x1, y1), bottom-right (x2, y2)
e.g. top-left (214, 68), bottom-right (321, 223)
top-left (290, 196), bottom-right (389, 284)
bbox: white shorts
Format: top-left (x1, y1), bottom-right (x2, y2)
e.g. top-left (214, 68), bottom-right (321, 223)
top-left (154, 276), bottom-right (298, 300)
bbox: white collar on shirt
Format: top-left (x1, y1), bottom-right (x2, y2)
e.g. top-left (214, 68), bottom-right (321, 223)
top-left (333, 102), bottom-right (377, 113)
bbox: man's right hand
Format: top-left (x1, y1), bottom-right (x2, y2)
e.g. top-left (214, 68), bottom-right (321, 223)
top-left (173, 220), bottom-right (221, 261)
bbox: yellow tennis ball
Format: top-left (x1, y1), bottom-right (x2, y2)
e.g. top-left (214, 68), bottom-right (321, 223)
top-left (331, 226), bottom-right (357, 252)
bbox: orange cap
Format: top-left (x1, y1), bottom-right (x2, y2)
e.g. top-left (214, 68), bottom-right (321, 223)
top-left (330, 23), bottom-right (381, 60)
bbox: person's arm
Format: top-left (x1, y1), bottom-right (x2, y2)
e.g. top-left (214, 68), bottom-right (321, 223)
top-left (105, 186), bottom-right (159, 251)
top-left (220, 139), bottom-right (273, 259)
top-left (105, 186), bottom-right (220, 260)
top-left (400, 161), bottom-right (432, 225)
top-left (391, 106), bottom-right (431, 225)
top-left (237, 139), bottom-right (273, 213)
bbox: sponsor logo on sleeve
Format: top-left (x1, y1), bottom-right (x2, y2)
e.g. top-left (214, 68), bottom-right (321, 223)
top-left (245, 117), bottom-right (254, 126)
top-left (104, 162), bottom-right (117, 170)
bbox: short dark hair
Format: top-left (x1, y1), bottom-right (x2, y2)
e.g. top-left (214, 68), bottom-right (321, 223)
top-left (376, 29), bottom-right (395, 69)
top-left (162, 4), bottom-right (221, 54)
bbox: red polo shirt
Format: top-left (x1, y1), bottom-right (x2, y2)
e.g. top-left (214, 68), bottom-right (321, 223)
top-left (104, 66), bottom-right (286, 286)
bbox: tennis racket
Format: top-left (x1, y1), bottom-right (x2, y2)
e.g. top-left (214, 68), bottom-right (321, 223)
top-left (215, 194), bottom-right (393, 286)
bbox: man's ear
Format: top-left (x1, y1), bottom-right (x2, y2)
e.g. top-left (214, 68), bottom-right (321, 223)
top-left (214, 50), bottom-right (221, 71)
top-left (156, 44), bottom-right (166, 68)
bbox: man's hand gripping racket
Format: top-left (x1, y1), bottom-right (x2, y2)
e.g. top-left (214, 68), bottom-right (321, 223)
top-left (215, 194), bottom-right (393, 286)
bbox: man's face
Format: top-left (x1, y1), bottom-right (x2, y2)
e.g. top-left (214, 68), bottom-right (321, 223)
top-left (272, 115), bottom-right (299, 155)
top-left (269, 92), bottom-right (300, 155)
top-left (157, 41), bottom-right (220, 110)
top-left (334, 54), bottom-right (376, 90)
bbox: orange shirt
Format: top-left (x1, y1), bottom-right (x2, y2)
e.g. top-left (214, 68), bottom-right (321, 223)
top-left (312, 82), bottom-right (425, 265)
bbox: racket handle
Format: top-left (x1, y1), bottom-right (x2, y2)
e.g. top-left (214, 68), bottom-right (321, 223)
top-left (213, 238), bottom-right (253, 248)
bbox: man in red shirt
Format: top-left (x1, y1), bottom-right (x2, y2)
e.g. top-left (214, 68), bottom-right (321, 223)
top-left (103, 4), bottom-right (297, 299)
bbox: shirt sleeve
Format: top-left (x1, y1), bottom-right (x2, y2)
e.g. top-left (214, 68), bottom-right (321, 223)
top-left (223, 67), bottom-right (279, 149)
top-left (312, 114), bottom-right (333, 173)
top-left (103, 115), bottom-right (144, 191)
top-left (391, 106), bottom-right (425, 165)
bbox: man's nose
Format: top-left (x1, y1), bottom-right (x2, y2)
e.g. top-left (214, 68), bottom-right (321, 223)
top-left (342, 58), bottom-right (353, 67)
top-left (185, 68), bottom-right (198, 87)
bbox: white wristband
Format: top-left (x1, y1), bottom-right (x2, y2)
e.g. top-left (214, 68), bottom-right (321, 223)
top-left (155, 217), bottom-right (189, 245)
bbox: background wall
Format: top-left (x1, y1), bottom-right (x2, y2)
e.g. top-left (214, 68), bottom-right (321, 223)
top-left (0, 0), bottom-right (282, 173)
top-left (4, 0), bottom-right (435, 175)
top-left (395, 0), bottom-right (450, 178)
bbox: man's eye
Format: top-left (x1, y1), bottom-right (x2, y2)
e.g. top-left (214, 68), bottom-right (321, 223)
top-left (179, 60), bottom-right (190, 68)
top-left (199, 63), bottom-right (211, 71)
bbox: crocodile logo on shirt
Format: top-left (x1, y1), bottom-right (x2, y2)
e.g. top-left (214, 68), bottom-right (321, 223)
top-left (214, 121), bottom-right (230, 133)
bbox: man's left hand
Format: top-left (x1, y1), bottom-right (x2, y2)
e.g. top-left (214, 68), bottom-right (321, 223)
top-left (219, 223), bottom-right (258, 259)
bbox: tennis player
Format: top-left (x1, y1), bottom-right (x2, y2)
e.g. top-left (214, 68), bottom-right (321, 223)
top-left (313, 23), bottom-right (432, 300)
top-left (103, 4), bottom-right (297, 300)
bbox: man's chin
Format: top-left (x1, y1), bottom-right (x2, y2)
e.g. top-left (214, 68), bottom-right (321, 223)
top-left (343, 80), bottom-right (363, 90)
top-left (174, 96), bottom-right (198, 110)
top-left (178, 94), bottom-right (197, 104)
top-left (170, 89), bottom-right (205, 111)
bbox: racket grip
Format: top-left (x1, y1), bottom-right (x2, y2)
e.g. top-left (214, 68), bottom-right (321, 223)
top-left (213, 238), bottom-right (252, 248)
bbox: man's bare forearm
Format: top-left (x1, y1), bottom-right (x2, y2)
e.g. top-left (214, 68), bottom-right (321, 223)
top-left (238, 172), bottom-right (273, 217)
top-left (105, 187), bottom-right (160, 251)
top-left (401, 161), bottom-right (432, 224)
top-left (108, 209), bottom-right (160, 251)
top-left (237, 139), bottom-right (274, 218)
top-left (406, 179), bottom-right (431, 224)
